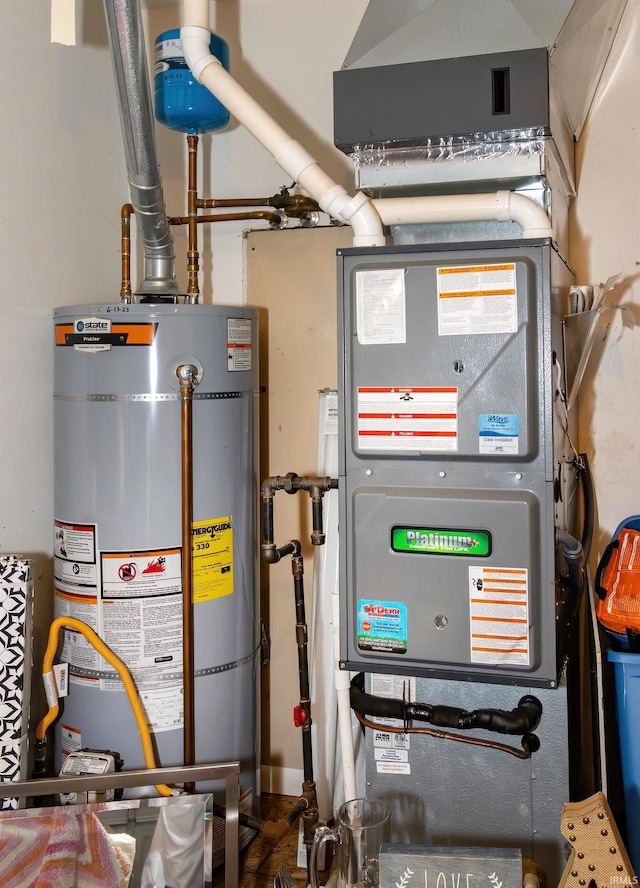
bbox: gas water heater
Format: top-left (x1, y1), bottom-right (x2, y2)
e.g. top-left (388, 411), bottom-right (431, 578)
top-left (337, 239), bottom-right (591, 878)
top-left (52, 303), bottom-right (259, 803)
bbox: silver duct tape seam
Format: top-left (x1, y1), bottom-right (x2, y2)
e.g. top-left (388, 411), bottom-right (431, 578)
top-left (0, 557), bottom-right (34, 810)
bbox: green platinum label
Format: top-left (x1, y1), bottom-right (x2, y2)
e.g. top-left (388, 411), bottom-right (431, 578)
top-left (391, 526), bottom-right (491, 557)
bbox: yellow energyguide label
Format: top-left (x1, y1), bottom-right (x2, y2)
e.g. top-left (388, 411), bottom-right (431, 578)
top-left (192, 516), bottom-right (234, 602)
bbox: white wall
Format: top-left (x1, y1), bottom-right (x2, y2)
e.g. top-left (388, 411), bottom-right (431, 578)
top-left (569, 0), bottom-right (640, 561)
top-left (0, 1), bottom-right (129, 678)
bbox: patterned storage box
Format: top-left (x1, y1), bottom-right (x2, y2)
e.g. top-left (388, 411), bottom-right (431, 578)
top-left (0, 557), bottom-right (33, 809)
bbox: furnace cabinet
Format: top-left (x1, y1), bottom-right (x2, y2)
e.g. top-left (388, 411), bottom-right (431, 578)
top-left (337, 239), bottom-right (578, 688)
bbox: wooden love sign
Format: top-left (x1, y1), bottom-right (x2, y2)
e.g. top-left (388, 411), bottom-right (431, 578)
top-left (379, 845), bottom-right (522, 888)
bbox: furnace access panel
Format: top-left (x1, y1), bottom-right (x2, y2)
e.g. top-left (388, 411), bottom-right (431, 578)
top-left (337, 239), bottom-right (575, 687)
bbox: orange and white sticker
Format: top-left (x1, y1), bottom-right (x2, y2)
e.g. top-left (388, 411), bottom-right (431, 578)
top-left (469, 566), bottom-right (529, 665)
top-left (437, 262), bottom-right (517, 336)
top-left (61, 723), bottom-right (82, 757)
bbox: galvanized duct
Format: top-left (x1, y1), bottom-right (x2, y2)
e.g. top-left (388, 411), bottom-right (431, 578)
top-left (103, 0), bottom-right (179, 298)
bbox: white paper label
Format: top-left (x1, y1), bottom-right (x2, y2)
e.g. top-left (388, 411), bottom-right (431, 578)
top-left (370, 673), bottom-right (415, 757)
top-left (376, 761), bottom-right (411, 775)
top-left (138, 684), bottom-right (184, 733)
top-left (53, 663), bottom-right (69, 698)
top-left (356, 269), bottom-right (406, 345)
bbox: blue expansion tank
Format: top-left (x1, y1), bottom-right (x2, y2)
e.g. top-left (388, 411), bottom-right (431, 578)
top-left (155, 29), bottom-right (230, 134)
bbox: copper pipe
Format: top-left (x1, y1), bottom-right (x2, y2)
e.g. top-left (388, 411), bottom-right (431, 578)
top-left (353, 710), bottom-right (534, 759)
top-left (187, 134), bottom-right (200, 301)
top-left (120, 204), bottom-right (133, 302)
top-left (178, 364), bottom-right (197, 788)
top-left (200, 197), bottom-right (271, 208)
top-left (169, 210), bottom-right (284, 226)
top-left (200, 192), bottom-right (319, 212)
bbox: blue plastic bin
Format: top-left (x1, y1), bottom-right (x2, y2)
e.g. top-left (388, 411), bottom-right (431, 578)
top-left (608, 649), bottom-right (640, 870)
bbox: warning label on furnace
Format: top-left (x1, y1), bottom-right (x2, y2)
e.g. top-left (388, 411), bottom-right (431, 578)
top-left (357, 386), bottom-right (458, 452)
top-left (358, 599), bottom-right (407, 654)
top-left (192, 517), bottom-right (234, 602)
top-left (437, 263), bottom-right (517, 336)
top-left (469, 566), bottom-right (530, 665)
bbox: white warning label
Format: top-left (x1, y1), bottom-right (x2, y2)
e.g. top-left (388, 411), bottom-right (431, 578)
top-left (100, 547), bottom-right (182, 675)
top-left (227, 317), bottom-right (252, 371)
top-left (357, 387), bottom-right (458, 452)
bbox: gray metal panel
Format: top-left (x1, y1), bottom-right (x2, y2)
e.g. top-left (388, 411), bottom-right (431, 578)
top-left (347, 486), bottom-right (547, 680)
top-left (364, 674), bottom-right (571, 886)
top-left (341, 247), bottom-right (546, 464)
top-left (337, 241), bottom-right (574, 686)
top-left (333, 49), bottom-right (549, 153)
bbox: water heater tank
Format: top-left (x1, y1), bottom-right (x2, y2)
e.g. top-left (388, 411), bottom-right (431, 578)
top-left (52, 303), bottom-right (259, 808)
top-left (154, 29), bottom-right (230, 133)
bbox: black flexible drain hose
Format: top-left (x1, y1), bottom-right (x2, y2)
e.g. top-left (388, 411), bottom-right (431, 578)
top-left (349, 673), bottom-right (542, 736)
top-left (578, 452), bottom-right (595, 564)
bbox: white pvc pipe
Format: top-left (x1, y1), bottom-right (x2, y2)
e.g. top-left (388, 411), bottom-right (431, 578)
top-left (373, 191), bottom-right (552, 238)
top-left (332, 588), bottom-right (358, 803)
top-left (180, 9), bottom-right (385, 247)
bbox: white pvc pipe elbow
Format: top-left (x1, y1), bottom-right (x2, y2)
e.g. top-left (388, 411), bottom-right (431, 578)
top-left (507, 192), bottom-right (553, 238)
top-left (180, 7), bottom-right (385, 246)
top-left (373, 191), bottom-right (552, 238)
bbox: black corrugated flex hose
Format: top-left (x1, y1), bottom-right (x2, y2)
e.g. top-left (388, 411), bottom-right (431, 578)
top-left (349, 673), bottom-right (542, 736)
